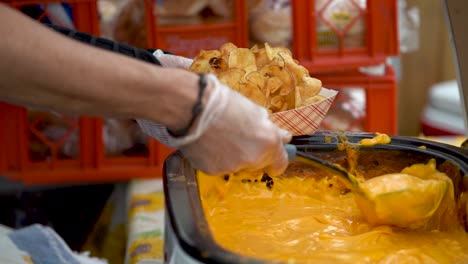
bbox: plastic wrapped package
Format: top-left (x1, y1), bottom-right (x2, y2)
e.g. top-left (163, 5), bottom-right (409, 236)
top-left (155, 0), bottom-right (234, 22)
top-left (112, 0), bottom-right (148, 48)
top-left (28, 111), bottom-right (149, 159)
top-left (111, 0), bottom-right (234, 49)
top-left (315, 0), bottom-right (417, 53)
top-left (155, 0), bottom-right (208, 17)
top-left (102, 119), bottom-right (135, 157)
top-left (207, 0), bottom-right (235, 19)
top-left (398, 0), bottom-right (419, 53)
top-left (28, 111), bottom-right (81, 161)
top-left (248, 0), bottom-right (292, 47)
top-left (315, 0), bottom-right (366, 49)
top-left (103, 119), bottom-right (148, 157)
top-left (320, 88), bottom-right (366, 132)
top-left (98, 0), bottom-right (129, 38)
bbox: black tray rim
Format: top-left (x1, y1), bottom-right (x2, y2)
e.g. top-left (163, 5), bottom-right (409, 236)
top-left (163, 132), bottom-right (468, 264)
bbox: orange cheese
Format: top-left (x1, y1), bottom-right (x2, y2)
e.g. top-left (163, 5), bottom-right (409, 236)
top-left (197, 165), bottom-right (468, 264)
top-left (359, 133), bottom-right (391, 146)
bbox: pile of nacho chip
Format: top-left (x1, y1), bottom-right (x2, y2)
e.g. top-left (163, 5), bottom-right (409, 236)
top-left (189, 43), bottom-right (324, 113)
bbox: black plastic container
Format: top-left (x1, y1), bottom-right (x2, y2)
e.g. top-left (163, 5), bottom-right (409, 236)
top-left (163, 132), bottom-right (468, 264)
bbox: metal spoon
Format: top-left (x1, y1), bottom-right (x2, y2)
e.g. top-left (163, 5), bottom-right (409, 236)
top-left (285, 144), bottom-right (449, 228)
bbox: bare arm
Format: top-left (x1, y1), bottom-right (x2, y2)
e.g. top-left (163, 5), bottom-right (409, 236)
top-left (0, 4), bottom-right (202, 131)
top-left (0, 4), bottom-right (293, 176)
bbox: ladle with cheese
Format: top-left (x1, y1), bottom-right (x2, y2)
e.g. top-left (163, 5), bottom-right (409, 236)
top-left (285, 144), bottom-right (449, 228)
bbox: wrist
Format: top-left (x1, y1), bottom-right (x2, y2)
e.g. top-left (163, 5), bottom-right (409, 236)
top-left (167, 74), bottom-right (209, 137)
top-left (165, 74), bottom-right (224, 147)
top-left (138, 68), bottom-right (213, 132)
top-left (174, 74), bottom-right (215, 132)
top-left (165, 71), bottom-right (199, 131)
top-left (136, 74), bottom-right (223, 148)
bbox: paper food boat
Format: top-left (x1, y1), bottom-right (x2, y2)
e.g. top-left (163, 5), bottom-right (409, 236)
top-left (269, 87), bottom-right (338, 136)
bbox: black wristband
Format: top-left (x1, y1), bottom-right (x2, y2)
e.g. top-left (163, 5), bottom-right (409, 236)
top-left (168, 74), bottom-right (208, 137)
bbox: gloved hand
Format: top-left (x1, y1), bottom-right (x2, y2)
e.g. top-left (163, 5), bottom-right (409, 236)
top-left (137, 74), bottom-right (292, 177)
top-left (152, 49), bottom-right (193, 69)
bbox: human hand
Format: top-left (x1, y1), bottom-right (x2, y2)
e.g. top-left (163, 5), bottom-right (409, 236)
top-left (152, 49), bottom-right (193, 69)
top-left (137, 74), bottom-right (292, 176)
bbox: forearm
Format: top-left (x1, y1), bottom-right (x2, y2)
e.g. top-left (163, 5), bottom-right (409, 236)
top-left (0, 4), bottom-right (199, 130)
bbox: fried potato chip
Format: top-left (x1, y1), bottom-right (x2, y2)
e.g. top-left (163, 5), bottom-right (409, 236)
top-left (220, 42), bottom-right (238, 56)
top-left (189, 59), bottom-right (211, 73)
top-left (265, 43), bottom-right (292, 61)
top-left (196, 50), bottom-right (222, 60)
top-left (218, 69), bottom-right (246, 91)
top-left (284, 87), bottom-right (296, 110)
top-left (279, 86), bottom-right (293, 96)
top-left (264, 43), bottom-right (275, 61)
top-left (288, 63), bottom-right (310, 84)
top-left (302, 76), bottom-right (322, 97)
top-left (295, 86), bottom-right (303, 108)
top-left (260, 65), bottom-right (295, 96)
top-left (189, 42), bottom-right (323, 113)
top-left (245, 71), bottom-right (265, 90)
top-left (270, 95), bottom-right (284, 109)
top-left (254, 48), bottom-right (270, 69)
top-left (228, 48), bottom-right (257, 73)
top-left (269, 55), bottom-right (285, 68)
top-left (206, 50), bottom-right (222, 58)
top-left (277, 51), bottom-right (294, 64)
top-left (250, 44), bottom-right (259, 53)
top-left (209, 57), bottom-right (229, 73)
top-left (279, 102), bottom-right (289, 112)
top-left (265, 76), bottom-right (283, 94)
top-left (239, 82), bottom-right (267, 107)
top-left (190, 50), bottom-right (224, 73)
top-left (302, 95), bottom-right (326, 106)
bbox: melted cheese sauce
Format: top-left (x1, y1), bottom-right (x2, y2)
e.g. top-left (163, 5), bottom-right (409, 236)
top-left (356, 160), bottom-right (456, 229)
top-left (197, 164), bottom-right (468, 264)
top-left (359, 133), bottom-right (392, 146)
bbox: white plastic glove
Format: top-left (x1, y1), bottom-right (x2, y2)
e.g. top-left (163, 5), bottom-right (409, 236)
top-left (137, 74), bottom-right (292, 176)
top-left (152, 49), bottom-right (193, 69)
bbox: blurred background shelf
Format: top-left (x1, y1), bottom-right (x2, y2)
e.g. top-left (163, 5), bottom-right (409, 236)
top-left (2, 0), bottom-right (463, 185)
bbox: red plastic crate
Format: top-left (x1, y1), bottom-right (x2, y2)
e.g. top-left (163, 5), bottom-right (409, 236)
top-left (142, 0), bottom-right (248, 58)
top-left (0, 0), bottom-right (174, 185)
top-left (291, 0), bottom-right (399, 73)
top-left (318, 65), bottom-right (397, 135)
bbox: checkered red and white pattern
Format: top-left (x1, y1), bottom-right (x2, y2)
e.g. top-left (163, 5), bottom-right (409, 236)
top-left (270, 88), bottom-right (338, 136)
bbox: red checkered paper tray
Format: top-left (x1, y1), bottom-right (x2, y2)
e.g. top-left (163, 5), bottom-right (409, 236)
top-left (270, 87), bottom-right (338, 136)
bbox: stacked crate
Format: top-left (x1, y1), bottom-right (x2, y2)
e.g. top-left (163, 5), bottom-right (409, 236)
top-left (0, 0), bottom-right (173, 184)
top-left (290, 0), bottom-right (399, 134)
top-left (0, 0), bottom-right (399, 185)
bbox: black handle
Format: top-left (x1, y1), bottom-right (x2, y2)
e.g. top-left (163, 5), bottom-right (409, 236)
top-left (46, 24), bottom-right (162, 66)
top-left (285, 144), bottom-right (360, 188)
